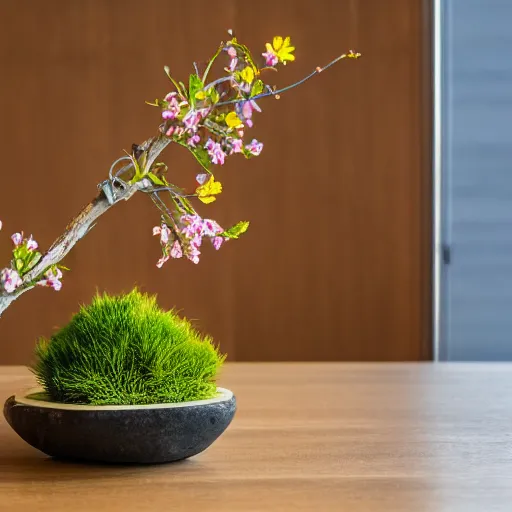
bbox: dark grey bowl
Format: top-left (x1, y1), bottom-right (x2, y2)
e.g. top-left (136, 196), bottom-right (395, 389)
top-left (3, 387), bottom-right (236, 464)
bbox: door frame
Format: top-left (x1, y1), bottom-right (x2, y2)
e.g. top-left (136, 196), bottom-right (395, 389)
top-left (432, 0), bottom-right (442, 361)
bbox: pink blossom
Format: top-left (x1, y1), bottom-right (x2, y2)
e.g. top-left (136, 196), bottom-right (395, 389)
top-left (162, 93), bottom-right (181, 120)
top-left (26, 236), bottom-right (38, 251)
top-left (211, 146), bottom-right (226, 165)
top-left (1, 268), bottom-right (22, 293)
top-left (229, 138), bottom-right (243, 154)
top-left (180, 214), bottom-right (204, 239)
top-left (237, 81), bottom-right (252, 95)
top-left (191, 234), bottom-right (203, 248)
top-left (177, 214), bottom-right (227, 262)
top-left (202, 219), bottom-right (223, 237)
top-left (245, 139), bottom-right (264, 156)
top-left (11, 233), bottom-right (23, 246)
top-left (160, 227), bottom-right (170, 245)
top-left (0, 220), bottom-right (2, 230)
top-left (37, 268), bottom-right (62, 291)
top-left (226, 47), bottom-right (238, 71)
top-left (205, 141), bottom-right (226, 165)
top-left (162, 110), bottom-right (177, 120)
top-left (166, 93), bottom-right (180, 108)
top-left (236, 100), bottom-right (261, 128)
top-left (183, 110), bottom-right (202, 132)
top-left (186, 245), bottom-right (201, 265)
top-left (50, 280), bottom-right (62, 291)
top-left (262, 51), bottom-right (279, 67)
top-left (187, 134), bottom-right (201, 148)
top-left (229, 57), bottom-right (238, 72)
top-left (153, 224), bottom-right (171, 245)
top-left (196, 173), bottom-right (209, 185)
top-left (198, 107), bottom-right (211, 118)
top-left (180, 214), bottom-right (202, 226)
top-left (243, 99), bottom-right (261, 116)
top-left (166, 125), bottom-right (185, 138)
top-left (167, 125), bottom-right (185, 138)
top-left (212, 236), bottom-right (224, 250)
top-left (170, 240), bottom-right (183, 259)
top-left (181, 214), bottom-right (224, 239)
top-left (156, 254), bottom-right (170, 268)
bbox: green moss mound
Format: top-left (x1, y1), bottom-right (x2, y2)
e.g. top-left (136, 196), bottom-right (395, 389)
top-left (32, 290), bottom-right (225, 405)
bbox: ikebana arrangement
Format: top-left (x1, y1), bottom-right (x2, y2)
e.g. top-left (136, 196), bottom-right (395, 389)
top-left (2, 32), bottom-right (359, 463)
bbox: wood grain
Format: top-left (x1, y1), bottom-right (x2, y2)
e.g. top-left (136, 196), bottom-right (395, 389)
top-left (1, 363), bottom-right (512, 511)
top-left (0, 0), bottom-right (432, 362)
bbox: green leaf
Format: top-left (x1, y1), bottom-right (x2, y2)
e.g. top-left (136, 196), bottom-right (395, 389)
top-left (191, 145), bottom-right (212, 173)
top-left (177, 140), bottom-right (212, 174)
top-left (193, 145), bottom-right (211, 168)
top-left (145, 99), bottom-right (165, 108)
top-left (179, 81), bottom-right (188, 99)
top-left (15, 258), bottom-right (24, 272)
top-left (221, 221), bottom-right (250, 239)
top-left (188, 74), bottom-right (204, 107)
top-left (147, 172), bottom-right (166, 186)
top-left (209, 87), bottom-right (220, 104)
top-left (164, 66), bottom-right (186, 99)
top-left (25, 251), bottom-right (42, 272)
top-left (126, 150), bottom-right (149, 184)
top-left (138, 152), bottom-right (147, 173)
top-left (230, 40), bottom-right (258, 73)
top-left (13, 247), bottom-right (25, 261)
top-left (251, 79), bottom-right (264, 97)
top-left (57, 265), bottom-right (71, 271)
top-left (152, 162), bottom-right (168, 179)
top-left (173, 194), bottom-right (195, 215)
top-left (202, 44), bottom-right (224, 83)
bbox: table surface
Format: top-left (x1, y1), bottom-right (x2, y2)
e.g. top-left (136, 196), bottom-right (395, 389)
top-left (1, 363), bottom-right (512, 511)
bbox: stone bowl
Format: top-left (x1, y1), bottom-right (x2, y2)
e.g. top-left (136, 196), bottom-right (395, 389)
top-left (3, 387), bottom-right (236, 464)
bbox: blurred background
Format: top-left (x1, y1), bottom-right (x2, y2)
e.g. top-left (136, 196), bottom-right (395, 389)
top-left (0, 0), bottom-right (432, 364)
top-left (437, 0), bottom-right (512, 361)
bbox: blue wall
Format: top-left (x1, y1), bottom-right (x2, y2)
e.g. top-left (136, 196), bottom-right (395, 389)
top-left (441, 0), bottom-right (512, 360)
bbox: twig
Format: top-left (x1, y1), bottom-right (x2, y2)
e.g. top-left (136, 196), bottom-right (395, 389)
top-left (0, 135), bottom-right (171, 317)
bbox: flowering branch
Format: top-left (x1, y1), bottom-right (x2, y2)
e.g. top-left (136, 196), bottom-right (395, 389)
top-left (0, 32), bottom-right (360, 318)
top-left (0, 135), bottom-right (170, 317)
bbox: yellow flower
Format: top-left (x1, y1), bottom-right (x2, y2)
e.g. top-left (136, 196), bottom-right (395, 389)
top-left (196, 176), bottom-right (222, 204)
top-left (347, 50), bottom-right (361, 59)
top-left (265, 36), bottom-right (295, 65)
top-left (240, 66), bottom-right (255, 84)
top-left (225, 111), bottom-right (243, 128)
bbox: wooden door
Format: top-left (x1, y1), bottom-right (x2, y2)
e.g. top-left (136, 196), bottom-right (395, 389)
top-left (0, 0), bottom-right (432, 363)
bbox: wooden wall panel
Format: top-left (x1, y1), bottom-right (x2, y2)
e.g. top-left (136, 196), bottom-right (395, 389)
top-left (0, 0), bottom-right (432, 363)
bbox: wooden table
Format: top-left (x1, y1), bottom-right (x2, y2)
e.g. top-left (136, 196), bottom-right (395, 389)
top-left (1, 363), bottom-right (512, 511)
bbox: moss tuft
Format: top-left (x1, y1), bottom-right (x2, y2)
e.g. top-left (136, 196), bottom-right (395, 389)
top-left (32, 289), bottom-right (225, 405)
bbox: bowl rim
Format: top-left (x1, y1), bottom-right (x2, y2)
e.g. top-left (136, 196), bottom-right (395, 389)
top-left (12, 387), bottom-right (233, 411)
